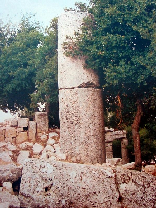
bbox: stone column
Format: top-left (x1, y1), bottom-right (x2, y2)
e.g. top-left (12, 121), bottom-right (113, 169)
top-left (121, 138), bottom-right (129, 164)
top-left (58, 11), bottom-right (105, 164)
top-left (35, 112), bottom-right (48, 137)
top-left (105, 128), bottom-right (114, 159)
top-left (28, 121), bottom-right (36, 143)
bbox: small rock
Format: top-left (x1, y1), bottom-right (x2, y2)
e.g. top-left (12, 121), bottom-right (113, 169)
top-left (47, 138), bottom-right (56, 145)
top-left (40, 134), bottom-right (48, 142)
top-left (19, 142), bottom-right (33, 150)
top-left (33, 143), bottom-right (44, 155)
top-left (49, 132), bottom-right (59, 139)
top-left (0, 191), bottom-right (20, 208)
top-left (17, 151), bottom-right (30, 165)
top-left (143, 165), bottom-right (156, 176)
top-left (122, 162), bottom-right (135, 170)
top-left (3, 182), bottom-right (13, 194)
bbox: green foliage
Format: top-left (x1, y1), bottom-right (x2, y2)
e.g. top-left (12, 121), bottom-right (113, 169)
top-left (64, 2), bottom-right (89, 12)
top-left (64, 0), bottom-right (156, 162)
top-left (65, 0), bottom-right (156, 99)
top-left (31, 18), bottom-right (59, 126)
top-left (0, 16), bottom-right (43, 112)
top-left (64, 0), bottom-right (156, 120)
top-left (0, 16), bottom-right (59, 126)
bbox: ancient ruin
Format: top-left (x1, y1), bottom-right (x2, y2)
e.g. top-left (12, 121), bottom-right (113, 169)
top-left (58, 12), bottom-right (105, 164)
top-left (105, 127), bottom-right (129, 164)
top-left (0, 11), bottom-right (156, 208)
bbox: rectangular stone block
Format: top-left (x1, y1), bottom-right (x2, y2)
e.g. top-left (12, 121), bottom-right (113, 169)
top-left (28, 121), bottom-right (36, 142)
top-left (59, 88), bottom-right (105, 164)
top-left (18, 118), bottom-right (29, 128)
top-left (5, 127), bottom-right (17, 143)
top-left (20, 159), bottom-right (119, 208)
top-left (16, 132), bottom-right (28, 144)
top-left (17, 128), bottom-right (24, 134)
top-left (10, 118), bottom-right (18, 127)
top-left (0, 127), bottom-right (5, 142)
top-left (35, 112), bottom-right (48, 134)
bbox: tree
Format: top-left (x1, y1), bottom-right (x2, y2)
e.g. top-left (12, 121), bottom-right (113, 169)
top-left (0, 16), bottom-right (44, 112)
top-left (64, 0), bottom-right (156, 169)
top-left (30, 18), bottom-right (59, 126)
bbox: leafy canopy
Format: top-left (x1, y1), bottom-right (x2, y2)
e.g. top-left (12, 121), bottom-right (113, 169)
top-left (64, 0), bottom-right (156, 126)
top-left (0, 16), bottom-right (44, 112)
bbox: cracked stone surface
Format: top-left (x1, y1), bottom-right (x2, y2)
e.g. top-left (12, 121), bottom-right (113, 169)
top-left (19, 159), bottom-right (120, 208)
top-left (19, 159), bottom-right (156, 208)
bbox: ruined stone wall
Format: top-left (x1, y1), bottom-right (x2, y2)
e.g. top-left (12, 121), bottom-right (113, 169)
top-left (0, 112), bottom-right (48, 145)
top-left (105, 127), bottom-right (129, 164)
top-left (58, 11), bottom-right (105, 164)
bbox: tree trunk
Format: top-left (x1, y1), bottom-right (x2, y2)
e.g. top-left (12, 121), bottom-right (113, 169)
top-left (131, 100), bottom-right (142, 170)
top-left (45, 102), bottom-right (50, 115)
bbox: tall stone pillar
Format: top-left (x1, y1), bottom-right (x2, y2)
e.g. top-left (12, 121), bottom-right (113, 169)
top-left (35, 112), bottom-right (48, 136)
top-left (58, 11), bottom-right (105, 164)
top-left (121, 138), bottom-right (129, 164)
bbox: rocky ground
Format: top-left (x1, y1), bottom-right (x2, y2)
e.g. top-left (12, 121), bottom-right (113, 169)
top-left (0, 129), bottom-right (156, 208)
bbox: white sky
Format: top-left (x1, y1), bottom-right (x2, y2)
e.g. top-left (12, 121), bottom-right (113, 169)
top-left (0, 0), bottom-right (89, 122)
top-left (0, 0), bottom-right (89, 28)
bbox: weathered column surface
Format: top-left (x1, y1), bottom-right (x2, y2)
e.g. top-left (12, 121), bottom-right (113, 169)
top-left (35, 112), bottom-right (48, 135)
top-left (58, 11), bottom-right (105, 164)
top-left (121, 138), bottom-right (129, 164)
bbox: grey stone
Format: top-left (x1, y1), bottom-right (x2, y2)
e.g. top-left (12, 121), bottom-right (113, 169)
top-left (33, 143), bottom-right (44, 155)
top-left (0, 191), bottom-right (20, 208)
top-left (58, 11), bottom-right (99, 89)
top-left (35, 112), bottom-right (48, 134)
top-left (59, 88), bottom-right (105, 164)
top-left (28, 121), bottom-right (36, 142)
top-left (0, 161), bottom-right (22, 183)
top-left (17, 150), bottom-right (30, 165)
top-left (18, 118), bottom-right (29, 128)
top-left (19, 159), bottom-right (120, 208)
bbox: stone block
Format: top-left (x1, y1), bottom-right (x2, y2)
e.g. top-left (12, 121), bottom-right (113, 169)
top-left (16, 132), bottom-right (28, 144)
top-left (58, 12), bottom-right (99, 89)
top-left (47, 138), bottom-right (56, 145)
top-left (5, 127), bottom-right (16, 143)
top-left (0, 150), bottom-right (12, 163)
top-left (3, 182), bottom-right (13, 193)
top-left (35, 112), bottom-right (48, 134)
top-left (17, 127), bottom-right (23, 133)
top-left (40, 134), bottom-right (48, 142)
top-left (18, 118), bottom-right (29, 128)
top-left (0, 127), bottom-right (5, 142)
top-left (121, 138), bottom-right (129, 164)
top-left (10, 118), bottom-right (18, 127)
top-left (33, 143), bottom-right (44, 155)
top-left (143, 165), bottom-right (156, 176)
top-left (59, 88), bottom-right (105, 164)
top-left (49, 132), bottom-right (59, 139)
top-left (0, 191), bottom-right (20, 208)
top-left (20, 159), bottom-right (156, 208)
top-left (17, 151), bottom-right (30, 165)
top-left (19, 159), bottom-right (119, 208)
top-left (19, 142), bottom-right (33, 150)
top-left (116, 166), bottom-right (156, 208)
top-left (28, 121), bottom-right (36, 142)
top-left (0, 161), bottom-right (22, 183)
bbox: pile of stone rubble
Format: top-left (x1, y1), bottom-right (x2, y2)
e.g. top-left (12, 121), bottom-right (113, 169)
top-left (0, 124), bottom-right (156, 208)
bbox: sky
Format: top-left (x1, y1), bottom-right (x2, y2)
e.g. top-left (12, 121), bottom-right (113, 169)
top-left (0, 0), bottom-right (89, 28)
top-left (0, 0), bottom-right (89, 122)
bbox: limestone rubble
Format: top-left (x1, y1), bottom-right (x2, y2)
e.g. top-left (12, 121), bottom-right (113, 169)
top-left (0, 123), bottom-right (156, 208)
